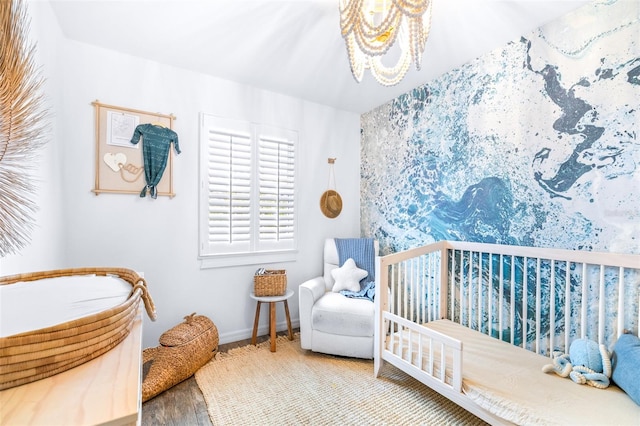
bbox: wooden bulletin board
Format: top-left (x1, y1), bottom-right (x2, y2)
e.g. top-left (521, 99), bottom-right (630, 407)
top-left (92, 100), bottom-right (177, 197)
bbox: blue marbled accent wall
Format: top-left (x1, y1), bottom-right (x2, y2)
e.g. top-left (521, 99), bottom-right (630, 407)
top-left (361, 1), bottom-right (640, 256)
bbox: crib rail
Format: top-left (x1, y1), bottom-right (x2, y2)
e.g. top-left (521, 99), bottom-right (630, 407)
top-left (374, 241), bottom-right (640, 374)
top-left (381, 308), bottom-right (463, 394)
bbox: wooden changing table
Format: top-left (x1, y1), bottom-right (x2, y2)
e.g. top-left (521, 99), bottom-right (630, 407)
top-left (0, 309), bottom-right (143, 426)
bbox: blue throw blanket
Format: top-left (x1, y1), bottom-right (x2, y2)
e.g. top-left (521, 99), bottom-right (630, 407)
top-left (340, 281), bottom-right (376, 302)
top-left (335, 238), bottom-right (375, 302)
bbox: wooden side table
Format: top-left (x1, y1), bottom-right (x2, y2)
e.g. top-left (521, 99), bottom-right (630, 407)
top-left (250, 289), bottom-right (294, 352)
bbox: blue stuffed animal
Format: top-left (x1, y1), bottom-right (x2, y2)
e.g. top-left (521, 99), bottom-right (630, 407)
top-left (542, 338), bottom-right (612, 389)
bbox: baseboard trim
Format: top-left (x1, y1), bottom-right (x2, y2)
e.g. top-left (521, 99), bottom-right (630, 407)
top-left (218, 318), bottom-right (300, 345)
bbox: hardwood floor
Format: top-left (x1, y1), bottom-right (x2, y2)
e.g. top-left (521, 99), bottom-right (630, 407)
top-left (141, 376), bottom-right (211, 426)
top-left (141, 329), bottom-right (298, 426)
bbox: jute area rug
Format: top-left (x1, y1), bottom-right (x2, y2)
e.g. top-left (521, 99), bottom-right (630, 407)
top-left (195, 334), bottom-right (487, 425)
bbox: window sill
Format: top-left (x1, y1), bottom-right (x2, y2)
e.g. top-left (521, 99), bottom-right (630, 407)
top-left (199, 249), bottom-right (298, 269)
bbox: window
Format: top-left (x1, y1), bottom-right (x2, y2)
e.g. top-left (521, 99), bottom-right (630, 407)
top-left (199, 114), bottom-right (297, 267)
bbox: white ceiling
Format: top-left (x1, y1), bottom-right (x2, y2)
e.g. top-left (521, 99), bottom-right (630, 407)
top-left (48, 0), bottom-right (591, 114)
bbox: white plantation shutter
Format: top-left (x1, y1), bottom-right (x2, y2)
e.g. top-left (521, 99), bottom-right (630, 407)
top-left (199, 114), bottom-right (297, 260)
top-left (258, 135), bottom-right (295, 250)
top-left (206, 130), bottom-right (252, 249)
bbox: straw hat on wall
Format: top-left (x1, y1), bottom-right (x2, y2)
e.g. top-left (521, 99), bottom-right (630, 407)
top-left (320, 189), bottom-right (342, 218)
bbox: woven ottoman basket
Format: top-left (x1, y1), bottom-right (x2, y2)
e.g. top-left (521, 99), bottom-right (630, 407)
top-left (142, 312), bottom-right (218, 402)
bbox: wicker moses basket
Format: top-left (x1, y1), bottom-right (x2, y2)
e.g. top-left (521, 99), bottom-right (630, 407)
top-left (142, 312), bottom-right (218, 402)
top-left (0, 267), bottom-right (156, 391)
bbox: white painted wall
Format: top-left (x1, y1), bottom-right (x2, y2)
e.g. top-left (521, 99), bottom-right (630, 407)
top-left (6, 1), bottom-right (362, 349)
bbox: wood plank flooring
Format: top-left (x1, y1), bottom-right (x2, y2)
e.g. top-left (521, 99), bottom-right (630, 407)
top-left (141, 329), bottom-right (298, 426)
top-left (141, 376), bottom-right (211, 426)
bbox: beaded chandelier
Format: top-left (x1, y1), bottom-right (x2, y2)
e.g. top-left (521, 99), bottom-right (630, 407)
top-left (339, 0), bottom-right (433, 86)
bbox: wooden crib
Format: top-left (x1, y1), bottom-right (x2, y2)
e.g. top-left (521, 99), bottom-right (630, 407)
top-left (374, 241), bottom-right (640, 425)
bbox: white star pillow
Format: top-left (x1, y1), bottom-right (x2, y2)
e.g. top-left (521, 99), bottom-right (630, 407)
top-left (331, 258), bottom-right (368, 293)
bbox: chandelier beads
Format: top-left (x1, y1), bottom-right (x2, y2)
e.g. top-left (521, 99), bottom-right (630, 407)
top-left (340, 0), bottom-right (432, 86)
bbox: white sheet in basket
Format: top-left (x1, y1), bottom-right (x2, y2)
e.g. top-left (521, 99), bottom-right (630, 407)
top-left (0, 275), bottom-right (131, 337)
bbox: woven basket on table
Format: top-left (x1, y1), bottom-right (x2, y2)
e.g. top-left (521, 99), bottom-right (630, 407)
top-left (142, 313), bottom-right (218, 402)
top-left (0, 267), bottom-right (156, 391)
top-left (254, 269), bottom-right (287, 297)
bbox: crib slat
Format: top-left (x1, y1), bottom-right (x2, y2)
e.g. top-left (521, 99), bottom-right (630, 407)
top-left (389, 313), bottom-right (396, 351)
top-left (420, 256), bottom-right (425, 324)
top-left (417, 332), bottom-right (423, 369)
top-left (536, 258), bottom-right (541, 355)
top-left (439, 341), bottom-right (446, 382)
top-left (435, 251), bottom-right (440, 320)
top-left (417, 257), bottom-right (421, 324)
top-left (402, 266), bottom-right (406, 321)
top-left (468, 251), bottom-right (473, 328)
top-left (430, 253), bottom-right (434, 320)
top-left (565, 261), bottom-right (571, 352)
top-left (408, 260), bottom-right (413, 321)
top-left (395, 262), bottom-right (400, 318)
top-left (452, 344), bottom-right (462, 392)
top-left (581, 263), bottom-right (587, 339)
top-left (427, 254), bottom-right (432, 322)
top-left (390, 264), bottom-right (395, 316)
top-left (438, 250), bottom-right (444, 320)
top-left (416, 258), bottom-right (419, 323)
top-left (499, 254), bottom-right (504, 342)
top-left (599, 265), bottom-right (605, 344)
top-left (510, 255), bottom-right (515, 345)
top-left (430, 253), bottom-right (435, 321)
top-left (425, 255), bottom-right (429, 322)
top-left (478, 252), bottom-right (483, 334)
top-left (550, 260), bottom-right (556, 354)
top-left (410, 258), bottom-right (415, 323)
top-left (617, 266), bottom-right (624, 338)
top-left (398, 263), bottom-right (402, 318)
top-left (420, 257), bottom-right (424, 323)
top-left (459, 251), bottom-right (464, 325)
top-left (404, 261), bottom-right (409, 322)
top-left (400, 260), bottom-right (411, 318)
top-left (428, 338), bottom-right (434, 375)
top-left (522, 257), bottom-right (528, 348)
top-left (408, 327), bottom-right (413, 364)
top-left (450, 251), bottom-right (456, 321)
top-left (425, 255), bottom-right (430, 324)
top-left (397, 261), bottom-right (400, 318)
top-left (431, 253), bottom-right (435, 320)
top-left (416, 256), bottom-right (421, 324)
top-left (431, 252), bottom-right (436, 321)
top-left (489, 253), bottom-right (494, 338)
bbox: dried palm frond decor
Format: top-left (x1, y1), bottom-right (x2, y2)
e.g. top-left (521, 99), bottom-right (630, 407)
top-left (0, 0), bottom-right (49, 257)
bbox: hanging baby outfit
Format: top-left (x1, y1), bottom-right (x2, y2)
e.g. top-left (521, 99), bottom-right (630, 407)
top-left (130, 123), bottom-right (181, 198)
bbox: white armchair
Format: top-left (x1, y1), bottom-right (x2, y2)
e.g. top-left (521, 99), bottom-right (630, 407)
top-left (298, 238), bottom-right (378, 359)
